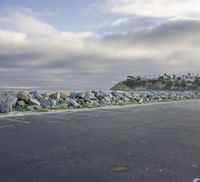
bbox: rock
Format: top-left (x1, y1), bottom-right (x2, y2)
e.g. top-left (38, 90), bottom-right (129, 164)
top-left (17, 101), bottom-right (25, 108)
top-left (33, 105), bottom-right (42, 110)
top-left (49, 99), bottom-right (57, 107)
top-left (29, 98), bottom-right (41, 106)
top-left (31, 91), bottom-right (51, 108)
top-left (111, 91), bottom-right (124, 99)
top-left (94, 91), bottom-right (109, 98)
top-left (49, 92), bottom-right (60, 100)
top-left (41, 92), bottom-right (48, 97)
top-left (83, 96), bottom-right (93, 102)
top-left (27, 105), bottom-right (35, 111)
top-left (17, 91), bottom-right (31, 102)
top-left (7, 91), bottom-right (18, 97)
top-left (70, 92), bottom-right (78, 98)
top-left (77, 98), bottom-right (85, 104)
top-left (0, 94), bottom-right (18, 113)
top-left (60, 91), bottom-right (70, 99)
top-left (66, 98), bottom-right (79, 108)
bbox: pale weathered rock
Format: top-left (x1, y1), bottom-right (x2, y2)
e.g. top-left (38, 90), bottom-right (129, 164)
top-left (41, 92), bottom-right (48, 97)
top-left (49, 92), bottom-right (60, 100)
top-left (60, 91), bottom-right (70, 99)
top-left (17, 91), bottom-right (31, 102)
top-left (0, 94), bottom-right (18, 113)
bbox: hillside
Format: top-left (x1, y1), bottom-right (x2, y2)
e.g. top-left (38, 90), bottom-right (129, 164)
top-left (111, 74), bottom-right (200, 91)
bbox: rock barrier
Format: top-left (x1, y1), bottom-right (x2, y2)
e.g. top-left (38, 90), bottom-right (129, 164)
top-left (0, 90), bottom-right (200, 113)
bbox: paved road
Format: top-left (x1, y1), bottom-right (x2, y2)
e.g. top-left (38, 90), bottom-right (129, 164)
top-left (0, 101), bottom-right (200, 182)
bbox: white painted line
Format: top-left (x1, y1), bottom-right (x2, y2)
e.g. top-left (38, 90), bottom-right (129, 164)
top-left (193, 178), bottom-right (200, 182)
top-left (0, 124), bottom-right (14, 129)
top-left (0, 118), bottom-right (30, 124)
top-left (44, 115), bottom-right (70, 121)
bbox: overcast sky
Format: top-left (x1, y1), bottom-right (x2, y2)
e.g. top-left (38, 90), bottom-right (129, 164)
top-left (1, 0), bottom-right (200, 89)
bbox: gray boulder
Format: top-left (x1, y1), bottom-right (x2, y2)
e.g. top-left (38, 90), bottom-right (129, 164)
top-left (31, 91), bottom-right (51, 108)
top-left (17, 101), bottom-right (25, 108)
top-left (70, 92), bottom-right (79, 98)
top-left (29, 98), bottom-right (41, 106)
top-left (27, 105), bottom-right (35, 111)
top-left (0, 94), bottom-right (18, 113)
top-left (33, 105), bottom-right (42, 110)
top-left (66, 98), bottom-right (79, 107)
top-left (111, 91), bottom-right (124, 99)
top-left (49, 99), bottom-right (57, 107)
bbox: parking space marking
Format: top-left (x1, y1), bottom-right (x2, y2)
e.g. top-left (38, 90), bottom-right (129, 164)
top-left (0, 124), bottom-right (14, 129)
top-left (0, 118), bottom-right (30, 124)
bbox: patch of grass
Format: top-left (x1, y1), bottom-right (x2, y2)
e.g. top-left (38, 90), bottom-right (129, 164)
top-left (35, 108), bottom-right (49, 112)
top-left (51, 105), bottom-right (69, 110)
top-left (130, 98), bottom-right (140, 104)
top-left (81, 102), bottom-right (94, 108)
top-left (16, 107), bottom-right (29, 112)
top-left (14, 104), bottom-right (29, 112)
top-left (116, 101), bottom-right (125, 106)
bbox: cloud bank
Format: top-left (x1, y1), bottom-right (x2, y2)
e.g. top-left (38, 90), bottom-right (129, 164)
top-left (1, 6), bottom-right (200, 89)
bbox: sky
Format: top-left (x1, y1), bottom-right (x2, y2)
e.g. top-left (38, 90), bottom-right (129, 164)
top-left (0, 0), bottom-right (200, 89)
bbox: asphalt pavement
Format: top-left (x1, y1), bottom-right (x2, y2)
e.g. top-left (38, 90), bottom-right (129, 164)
top-left (0, 100), bottom-right (200, 182)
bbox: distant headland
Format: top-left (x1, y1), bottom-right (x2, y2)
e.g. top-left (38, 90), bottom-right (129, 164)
top-left (111, 74), bottom-right (200, 91)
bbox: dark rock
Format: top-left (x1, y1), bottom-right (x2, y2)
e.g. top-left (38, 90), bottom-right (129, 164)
top-left (31, 91), bottom-right (51, 108)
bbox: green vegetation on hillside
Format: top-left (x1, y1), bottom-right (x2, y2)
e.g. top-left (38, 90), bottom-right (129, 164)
top-left (111, 73), bottom-right (200, 91)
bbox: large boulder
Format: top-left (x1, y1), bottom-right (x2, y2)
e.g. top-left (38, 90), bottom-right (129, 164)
top-left (111, 91), bottom-right (124, 99)
top-left (60, 91), bottom-right (70, 99)
top-left (41, 92), bottom-right (48, 97)
top-left (27, 105), bottom-right (35, 111)
top-left (70, 92), bottom-right (79, 98)
top-left (0, 94), bottom-right (18, 113)
top-left (17, 91), bottom-right (31, 103)
top-left (49, 92), bottom-right (60, 100)
top-left (17, 101), bottom-right (25, 108)
top-left (31, 91), bottom-right (51, 109)
top-left (66, 98), bottom-right (79, 108)
top-left (29, 98), bottom-right (41, 106)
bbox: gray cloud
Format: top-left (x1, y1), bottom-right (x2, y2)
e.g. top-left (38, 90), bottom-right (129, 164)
top-left (1, 12), bottom-right (200, 89)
